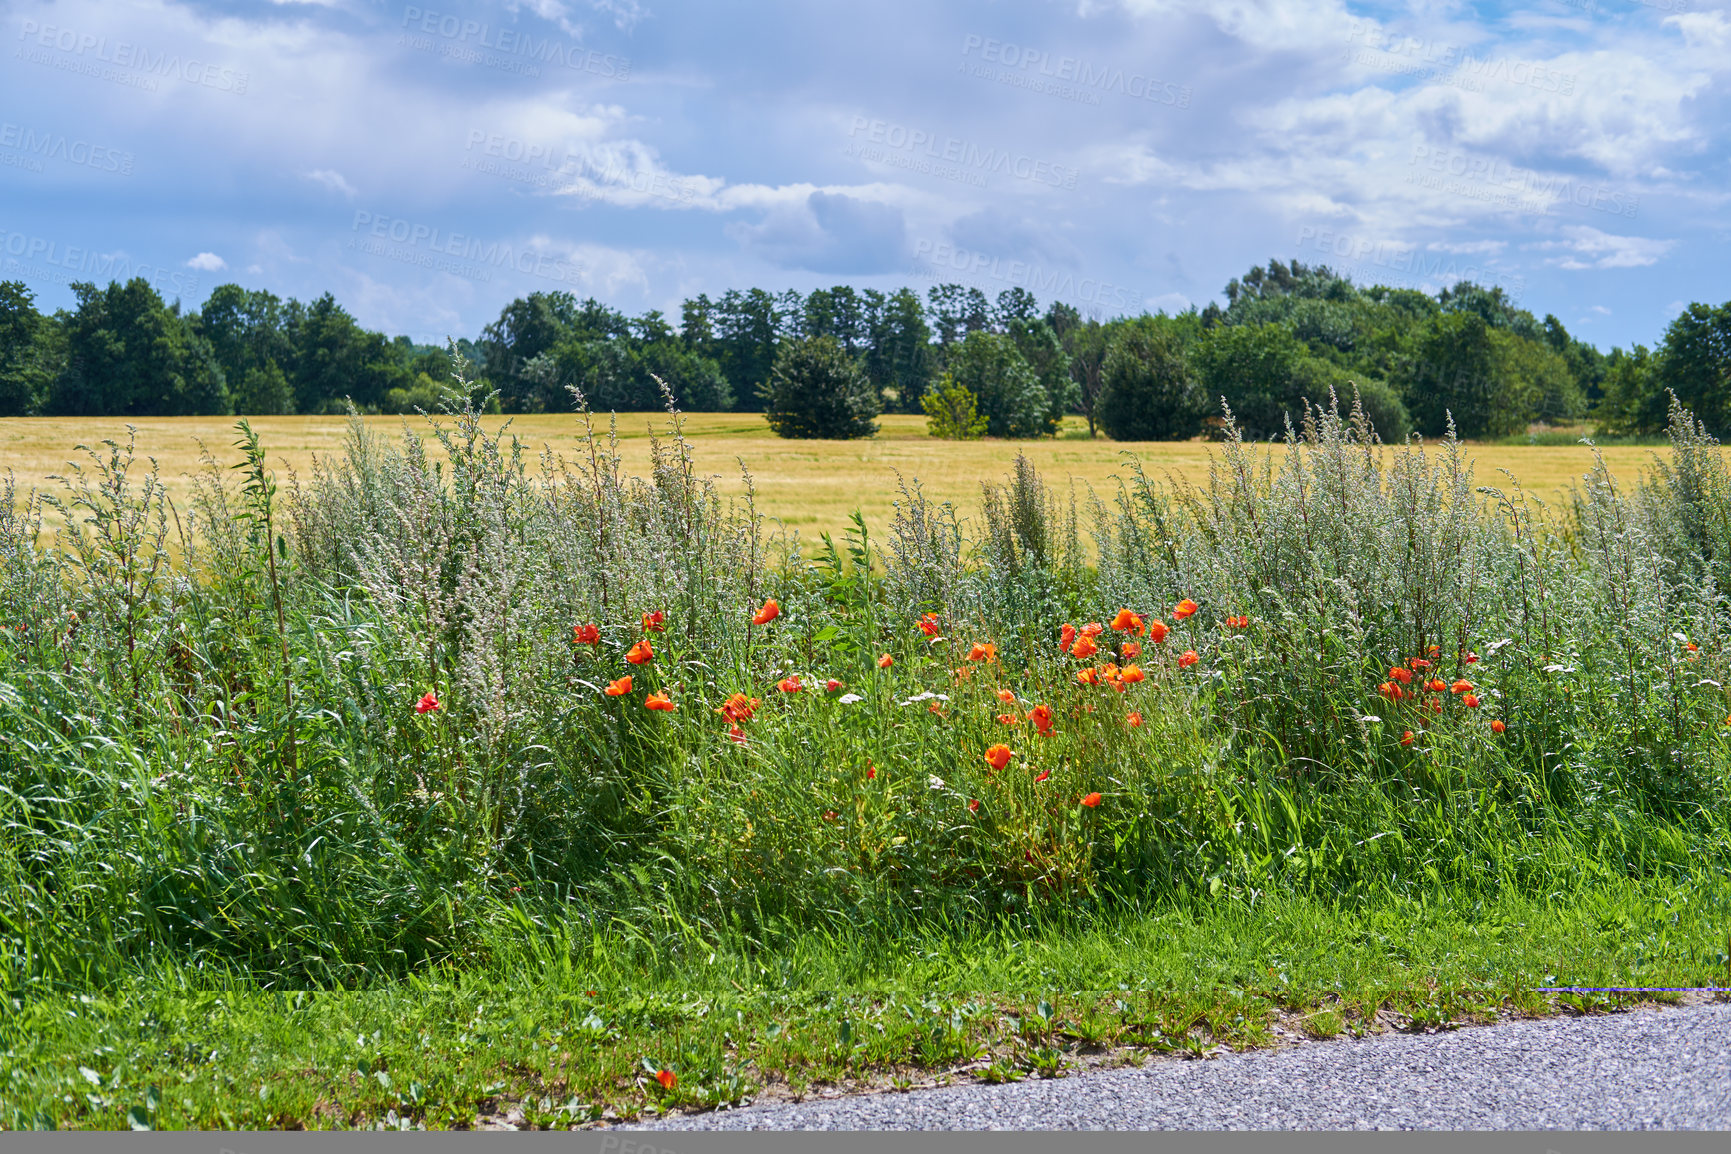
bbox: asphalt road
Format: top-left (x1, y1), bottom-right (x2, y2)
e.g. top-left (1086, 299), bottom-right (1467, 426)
top-left (637, 999), bottom-right (1731, 1130)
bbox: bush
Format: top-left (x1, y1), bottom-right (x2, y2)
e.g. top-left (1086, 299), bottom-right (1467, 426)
top-left (945, 331), bottom-right (1051, 438)
top-left (921, 372), bottom-right (987, 439)
top-left (760, 335), bottom-right (880, 439)
top-left (1097, 319), bottom-right (1202, 440)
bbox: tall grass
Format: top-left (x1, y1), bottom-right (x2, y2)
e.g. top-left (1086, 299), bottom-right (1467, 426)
top-left (1, 391), bottom-right (1728, 996)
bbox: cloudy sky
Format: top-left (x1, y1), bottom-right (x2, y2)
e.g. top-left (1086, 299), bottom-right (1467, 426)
top-left (3, 0), bottom-right (1726, 349)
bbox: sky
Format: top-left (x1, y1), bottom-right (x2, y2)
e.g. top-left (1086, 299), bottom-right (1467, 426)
top-left (2, 0), bottom-right (1726, 351)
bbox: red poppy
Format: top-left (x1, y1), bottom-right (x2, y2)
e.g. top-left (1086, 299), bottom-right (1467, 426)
top-left (1462, 693), bottom-right (1481, 708)
top-left (1059, 623), bottom-right (1077, 651)
top-left (1378, 681), bottom-right (1399, 700)
top-left (1080, 622), bottom-right (1105, 638)
top-left (717, 693), bottom-right (759, 722)
top-left (642, 610), bottom-right (665, 633)
top-left (1463, 651), bottom-right (1479, 664)
top-left (752, 599), bottom-right (780, 626)
top-left (778, 675), bottom-right (803, 693)
top-left (919, 613), bottom-right (941, 637)
top-left (1121, 640), bottom-right (1142, 660)
top-left (645, 692), bottom-right (675, 712)
top-left (1450, 679), bottom-right (1473, 695)
top-left (1427, 678), bottom-right (1447, 693)
top-left (727, 724), bottom-right (747, 745)
top-left (1410, 658), bottom-right (1431, 669)
top-left (929, 700), bottom-right (943, 714)
top-left (605, 675), bottom-right (633, 696)
top-left (1119, 664), bottom-right (1145, 684)
top-left (953, 665), bottom-right (971, 682)
top-left (1029, 704), bottom-right (1054, 735)
top-left (1172, 599), bottom-right (1197, 620)
top-left (1080, 792), bottom-right (1102, 808)
top-left (656, 1069), bottom-right (676, 1090)
top-left (1490, 719), bottom-right (1506, 733)
top-left (825, 679), bottom-right (843, 692)
top-left (1071, 635), bottom-right (1098, 660)
top-left (997, 688), bottom-right (1017, 704)
top-left (866, 763), bottom-right (876, 779)
top-left (984, 744), bottom-right (1013, 771)
top-left (1147, 620), bottom-right (1169, 643)
top-left (1111, 608), bottom-right (1144, 634)
top-left (878, 653), bottom-right (894, 668)
top-left (415, 691), bottom-right (441, 714)
top-left (1177, 650), bottom-right (1199, 669)
top-left (1400, 730), bottom-right (1415, 746)
top-left (1033, 768), bottom-right (1050, 783)
top-left (1389, 667), bottom-right (1413, 685)
top-left (1126, 711), bottom-right (1144, 728)
top-left (1076, 667), bottom-right (1099, 685)
top-left (626, 639), bottom-right (654, 665)
top-left (967, 798), bottom-right (980, 813)
top-left (967, 642), bottom-right (997, 663)
top-left (997, 712), bottom-right (1018, 725)
top-left (1225, 615), bottom-right (1249, 629)
top-left (1686, 642), bottom-right (1699, 653)
top-left (572, 623), bottom-right (600, 645)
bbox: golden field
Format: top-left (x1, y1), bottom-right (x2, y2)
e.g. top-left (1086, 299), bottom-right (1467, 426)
top-left (1, 412), bottom-right (1661, 544)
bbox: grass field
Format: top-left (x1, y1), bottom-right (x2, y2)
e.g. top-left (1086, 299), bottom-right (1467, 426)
top-left (0, 413), bottom-right (1661, 543)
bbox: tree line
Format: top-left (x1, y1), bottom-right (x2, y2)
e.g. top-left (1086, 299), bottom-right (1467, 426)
top-left (0, 263), bottom-right (1725, 443)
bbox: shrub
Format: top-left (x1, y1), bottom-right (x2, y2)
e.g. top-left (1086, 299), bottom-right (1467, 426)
top-left (1098, 318), bottom-right (1202, 440)
top-left (921, 372), bottom-right (988, 440)
top-left (945, 331), bottom-right (1051, 438)
top-left (760, 335), bottom-right (880, 439)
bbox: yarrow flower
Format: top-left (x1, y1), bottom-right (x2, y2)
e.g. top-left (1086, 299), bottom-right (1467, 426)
top-left (751, 599), bottom-right (780, 625)
top-left (572, 623), bottom-right (600, 645)
top-left (626, 639), bottom-right (654, 665)
top-left (415, 691), bottom-right (441, 714)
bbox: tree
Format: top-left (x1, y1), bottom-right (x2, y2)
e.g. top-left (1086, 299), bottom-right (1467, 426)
top-left (945, 331), bottom-right (1049, 439)
top-left (1396, 312), bottom-right (1530, 439)
top-left (1193, 322), bottom-right (1311, 441)
top-left (921, 372), bottom-right (988, 440)
top-left (760, 336), bottom-right (879, 439)
top-left (0, 281), bottom-right (57, 415)
top-left (199, 284), bottom-right (295, 414)
top-left (49, 279), bottom-right (230, 416)
top-left (711, 288), bottom-right (780, 411)
top-left (1007, 317), bottom-right (1078, 435)
top-left (1063, 319), bottom-right (1110, 438)
top-left (1097, 319), bottom-right (1201, 441)
top-left (1653, 301), bottom-right (1731, 437)
top-left (867, 287), bottom-right (932, 413)
top-left (479, 290), bottom-right (582, 412)
top-left (284, 293), bottom-right (406, 415)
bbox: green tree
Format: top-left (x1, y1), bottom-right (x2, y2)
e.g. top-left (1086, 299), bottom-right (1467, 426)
top-left (49, 279), bottom-right (230, 416)
top-left (1193, 322), bottom-right (1310, 440)
top-left (199, 284), bottom-right (295, 414)
top-left (945, 331), bottom-right (1050, 439)
top-left (761, 336), bottom-right (880, 439)
top-left (867, 287), bottom-right (932, 413)
top-left (1008, 317), bottom-right (1080, 435)
top-left (1097, 319), bottom-right (1202, 441)
top-left (921, 372), bottom-right (988, 440)
top-left (1396, 312), bottom-right (1533, 439)
top-left (1653, 301), bottom-right (1731, 437)
top-left (0, 281), bottom-right (58, 416)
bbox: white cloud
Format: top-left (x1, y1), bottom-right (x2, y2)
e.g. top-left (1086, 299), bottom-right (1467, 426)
top-left (305, 169), bottom-right (357, 198)
top-left (186, 252), bottom-right (227, 271)
top-left (1538, 225), bottom-right (1675, 269)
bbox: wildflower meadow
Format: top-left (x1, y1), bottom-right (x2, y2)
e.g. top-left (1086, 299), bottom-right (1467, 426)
top-left (2, 389), bottom-right (1729, 1127)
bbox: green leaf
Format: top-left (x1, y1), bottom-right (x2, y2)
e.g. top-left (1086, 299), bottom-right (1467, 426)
top-left (127, 1106), bottom-right (152, 1131)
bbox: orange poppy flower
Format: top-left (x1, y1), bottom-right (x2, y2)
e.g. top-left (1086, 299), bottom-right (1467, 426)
top-left (1080, 792), bottom-right (1102, 807)
top-left (825, 678), bottom-right (843, 692)
top-left (1686, 642), bottom-right (1699, 653)
top-left (866, 763), bottom-right (876, 779)
top-left (1080, 622), bottom-right (1105, 638)
top-left (572, 623), bottom-right (600, 645)
top-left (1378, 681), bottom-right (1401, 700)
top-left (1463, 652), bottom-right (1479, 664)
top-left (415, 691), bottom-right (441, 714)
top-left (1119, 664), bottom-right (1145, 684)
top-left (1033, 768), bottom-right (1050, 783)
top-left (878, 653), bottom-right (894, 668)
top-left (626, 639), bottom-right (654, 665)
top-left (1111, 608), bottom-right (1144, 634)
top-left (929, 700), bottom-right (944, 714)
top-left (967, 642), bottom-right (997, 663)
top-left (1146, 620), bottom-right (1169, 643)
top-left (1126, 711), bottom-right (1144, 728)
top-left (717, 693), bottom-right (759, 722)
top-left (1071, 635), bottom-right (1098, 659)
top-left (1059, 623), bottom-right (1077, 651)
top-left (1076, 667), bottom-right (1099, 686)
top-left (997, 687), bottom-right (1017, 704)
top-left (1121, 640), bottom-right (1142, 660)
top-left (645, 692), bottom-right (675, 711)
top-left (1410, 658), bottom-right (1431, 669)
top-left (605, 675), bottom-right (633, 696)
top-left (777, 675), bottom-right (803, 693)
top-left (984, 744), bottom-right (1013, 770)
top-left (953, 666), bottom-right (971, 682)
top-left (1450, 679), bottom-right (1473, 695)
top-left (997, 712), bottom-right (1018, 725)
top-left (727, 724), bottom-right (747, 745)
top-left (1029, 704), bottom-right (1054, 735)
top-left (918, 613), bottom-right (941, 636)
top-left (641, 610), bottom-right (665, 633)
top-left (1389, 667), bottom-right (1413, 685)
top-left (1490, 719), bottom-right (1506, 733)
top-left (1224, 615), bottom-right (1249, 629)
top-left (968, 798), bottom-right (980, 813)
top-left (751, 599), bottom-right (780, 625)
top-left (1177, 650), bottom-right (1199, 669)
top-left (1462, 693), bottom-right (1481, 708)
top-left (656, 1069), bottom-right (676, 1090)
top-left (1400, 730), bottom-right (1414, 746)
top-left (1172, 599), bottom-right (1197, 620)
top-left (1427, 678), bottom-right (1447, 693)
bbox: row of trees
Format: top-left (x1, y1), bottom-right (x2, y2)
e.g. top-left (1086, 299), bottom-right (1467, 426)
top-left (2, 266), bottom-right (1726, 444)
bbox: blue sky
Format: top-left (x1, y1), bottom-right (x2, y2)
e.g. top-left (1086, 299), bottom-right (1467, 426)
top-left (2, 0), bottom-right (1726, 350)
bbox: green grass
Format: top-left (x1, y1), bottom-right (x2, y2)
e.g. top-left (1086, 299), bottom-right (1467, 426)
top-left (4, 397), bottom-right (1731, 1129)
